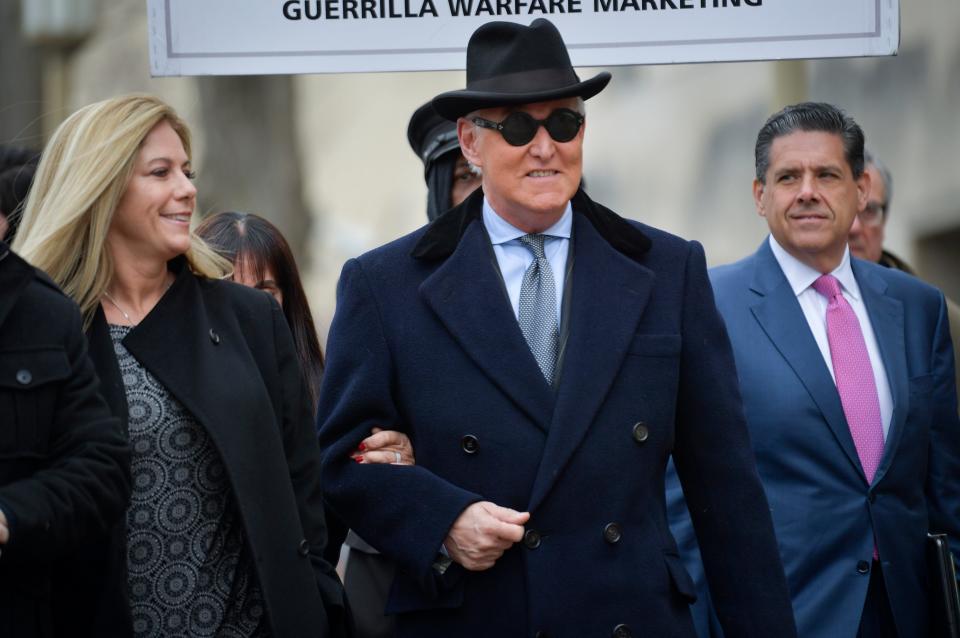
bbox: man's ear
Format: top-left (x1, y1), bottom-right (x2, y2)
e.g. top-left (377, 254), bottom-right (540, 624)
top-left (753, 178), bottom-right (766, 217)
top-left (855, 168), bottom-right (871, 213)
top-left (458, 118), bottom-right (482, 168)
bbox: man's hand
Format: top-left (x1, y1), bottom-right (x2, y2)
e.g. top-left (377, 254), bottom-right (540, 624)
top-left (352, 427), bottom-right (416, 465)
top-left (444, 501), bottom-right (530, 571)
top-left (0, 508), bottom-right (9, 545)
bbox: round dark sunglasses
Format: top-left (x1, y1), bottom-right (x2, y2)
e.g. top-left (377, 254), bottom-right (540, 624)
top-left (472, 108), bottom-right (584, 146)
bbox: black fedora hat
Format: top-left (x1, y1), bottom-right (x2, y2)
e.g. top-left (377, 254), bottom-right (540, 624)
top-left (432, 18), bottom-right (611, 121)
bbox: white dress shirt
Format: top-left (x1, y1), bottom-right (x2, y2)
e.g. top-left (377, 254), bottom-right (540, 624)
top-left (482, 198), bottom-right (571, 326)
top-left (769, 235), bottom-right (894, 438)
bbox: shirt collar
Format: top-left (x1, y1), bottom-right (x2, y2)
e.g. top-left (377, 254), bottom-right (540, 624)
top-left (768, 235), bottom-right (861, 301)
top-left (482, 197), bottom-right (573, 246)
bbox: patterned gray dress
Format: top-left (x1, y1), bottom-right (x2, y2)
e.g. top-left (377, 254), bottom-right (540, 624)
top-left (111, 325), bottom-right (268, 637)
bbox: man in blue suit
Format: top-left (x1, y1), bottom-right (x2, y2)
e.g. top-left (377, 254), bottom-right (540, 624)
top-left (672, 102), bottom-right (960, 638)
top-left (317, 18), bottom-right (796, 638)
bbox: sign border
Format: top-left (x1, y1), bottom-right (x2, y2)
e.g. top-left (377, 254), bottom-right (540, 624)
top-left (164, 0), bottom-right (882, 60)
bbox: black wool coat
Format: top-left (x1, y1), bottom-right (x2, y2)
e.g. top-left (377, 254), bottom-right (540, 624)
top-left (0, 243), bottom-right (131, 638)
top-left (55, 256), bottom-right (347, 638)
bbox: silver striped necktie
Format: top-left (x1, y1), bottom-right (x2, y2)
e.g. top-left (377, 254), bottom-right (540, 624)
top-left (518, 234), bottom-right (560, 384)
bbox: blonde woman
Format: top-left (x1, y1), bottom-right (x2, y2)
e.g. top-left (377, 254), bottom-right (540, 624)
top-left (15, 94), bottom-right (347, 638)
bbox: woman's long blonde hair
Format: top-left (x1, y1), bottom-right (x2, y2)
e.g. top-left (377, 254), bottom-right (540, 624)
top-left (13, 94), bottom-right (230, 325)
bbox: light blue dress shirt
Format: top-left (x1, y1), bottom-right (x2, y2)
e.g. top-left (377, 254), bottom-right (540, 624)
top-left (769, 235), bottom-right (894, 437)
top-left (481, 197), bottom-right (572, 327)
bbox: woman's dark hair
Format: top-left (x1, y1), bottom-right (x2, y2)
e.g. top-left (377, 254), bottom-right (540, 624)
top-left (196, 212), bottom-right (325, 410)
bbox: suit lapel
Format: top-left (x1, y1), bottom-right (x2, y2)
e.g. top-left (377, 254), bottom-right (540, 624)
top-left (420, 220), bottom-right (555, 432)
top-left (748, 242), bottom-right (867, 481)
top-left (853, 260), bottom-right (908, 485)
top-left (527, 213), bottom-right (654, 511)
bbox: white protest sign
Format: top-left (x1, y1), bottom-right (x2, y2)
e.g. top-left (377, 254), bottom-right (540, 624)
top-left (147, 0), bottom-right (898, 76)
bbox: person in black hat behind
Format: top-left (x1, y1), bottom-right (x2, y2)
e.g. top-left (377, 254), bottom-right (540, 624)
top-left (407, 101), bottom-right (483, 221)
top-left (318, 18), bottom-right (797, 637)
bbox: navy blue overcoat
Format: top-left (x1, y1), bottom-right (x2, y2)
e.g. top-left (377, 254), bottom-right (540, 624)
top-left (317, 189), bottom-right (797, 637)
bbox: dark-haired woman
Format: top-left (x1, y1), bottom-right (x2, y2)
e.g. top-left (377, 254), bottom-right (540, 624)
top-left (197, 212), bottom-right (416, 634)
top-left (196, 211), bottom-right (417, 460)
top-left (195, 211), bottom-right (326, 412)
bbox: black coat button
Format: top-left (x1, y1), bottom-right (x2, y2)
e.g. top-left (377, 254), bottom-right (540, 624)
top-left (535, 632), bottom-right (550, 638)
top-left (867, 492), bottom-right (876, 504)
top-left (856, 560), bottom-right (870, 574)
top-left (603, 522), bottom-right (623, 544)
top-left (523, 529), bottom-right (541, 549)
top-left (632, 422), bottom-right (649, 444)
top-left (15, 369), bottom-right (32, 385)
top-left (209, 329), bottom-right (221, 345)
top-left (612, 624), bottom-right (632, 638)
top-left (298, 539), bottom-right (310, 556)
top-left (461, 434), bottom-right (479, 454)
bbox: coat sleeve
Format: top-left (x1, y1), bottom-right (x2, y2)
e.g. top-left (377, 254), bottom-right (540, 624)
top-left (267, 295), bottom-right (351, 637)
top-left (317, 258), bottom-right (481, 593)
top-left (0, 296), bottom-right (130, 563)
top-left (670, 241), bottom-right (798, 637)
top-left (924, 292), bottom-right (960, 566)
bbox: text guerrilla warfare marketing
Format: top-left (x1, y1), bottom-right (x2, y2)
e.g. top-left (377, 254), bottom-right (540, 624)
top-left (282, 0), bottom-right (761, 20)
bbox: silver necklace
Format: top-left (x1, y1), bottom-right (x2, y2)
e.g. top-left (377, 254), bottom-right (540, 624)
top-left (102, 290), bottom-right (139, 326)
top-left (102, 279), bottom-right (172, 326)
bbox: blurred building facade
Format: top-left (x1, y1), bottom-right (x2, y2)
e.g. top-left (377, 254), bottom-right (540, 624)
top-left (3, 0), bottom-right (958, 339)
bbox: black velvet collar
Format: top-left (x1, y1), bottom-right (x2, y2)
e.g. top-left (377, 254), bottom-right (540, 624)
top-left (410, 187), bottom-right (652, 263)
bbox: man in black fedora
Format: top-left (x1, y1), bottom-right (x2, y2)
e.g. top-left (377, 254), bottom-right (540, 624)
top-left (318, 18), bottom-right (797, 637)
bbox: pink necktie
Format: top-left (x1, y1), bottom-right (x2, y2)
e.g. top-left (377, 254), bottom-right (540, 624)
top-left (812, 274), bottom-right (885, 484)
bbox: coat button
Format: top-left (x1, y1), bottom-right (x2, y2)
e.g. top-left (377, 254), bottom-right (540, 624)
top-left (612, 624), bottom-right (632, 638)
top-left (298, 539), bottom-right (310, 556)
top-left (632, 422), bottom-right (649, 444)
top-left (461, 434), bottom-right (479, 454)
top-left (523, 529), bottom-right (541, 550)
top-left (856, 560), bottom-right (870, 574)
top-left (15, 369), bottom-right (32, 385)
top-left (535, 632), bottom-right (550, 638)
top-left (209, 329), bottom-right (221, 345)
top-left (867, 492), bottom-right (876, 504)
top-left (603, 522), bottom-right (623, 544)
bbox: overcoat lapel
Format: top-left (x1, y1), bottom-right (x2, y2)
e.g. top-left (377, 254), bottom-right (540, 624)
top-left (748, 242), bottom-right (866, 481)
top-left (527, 213), bottom-right (654, 512)
top-left (87, 308), bottom-right (130, 433)
top-left (853, 260), bottom-right (908, 486)
top-left (420, 220), bottom-right (555, 432)
top-left (120, 261), bottom-right (271, 464)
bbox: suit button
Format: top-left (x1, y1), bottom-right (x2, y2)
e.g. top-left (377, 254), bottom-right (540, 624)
top-left (209, 328), bottom-right (221, 344)
top-left (535, 632), bottom-right (550, 638)
top-left (298, 539), bottom-right (310, 556)
top-left (461, 434), bottom-right (479, 454)
top-left (867, 492), bottom-right (876, 504)
top-left (632, 422), bottom-right (649, 444)
top-left (523, 529), bottom-right (541, 549)
top-left (856, 560), bottom-right (870, 574)
top-left (612, 624), bottom-right (632, 638)
top-left (15, 369), bottom-right (32, 385)
top-left (603, 522), bottom-right (623, 544)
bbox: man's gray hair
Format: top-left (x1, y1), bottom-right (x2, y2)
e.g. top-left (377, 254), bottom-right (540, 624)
top-left (864, 148), bottom-right (894, 215)
top-left (754, 102), bottom-right (865, 183)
